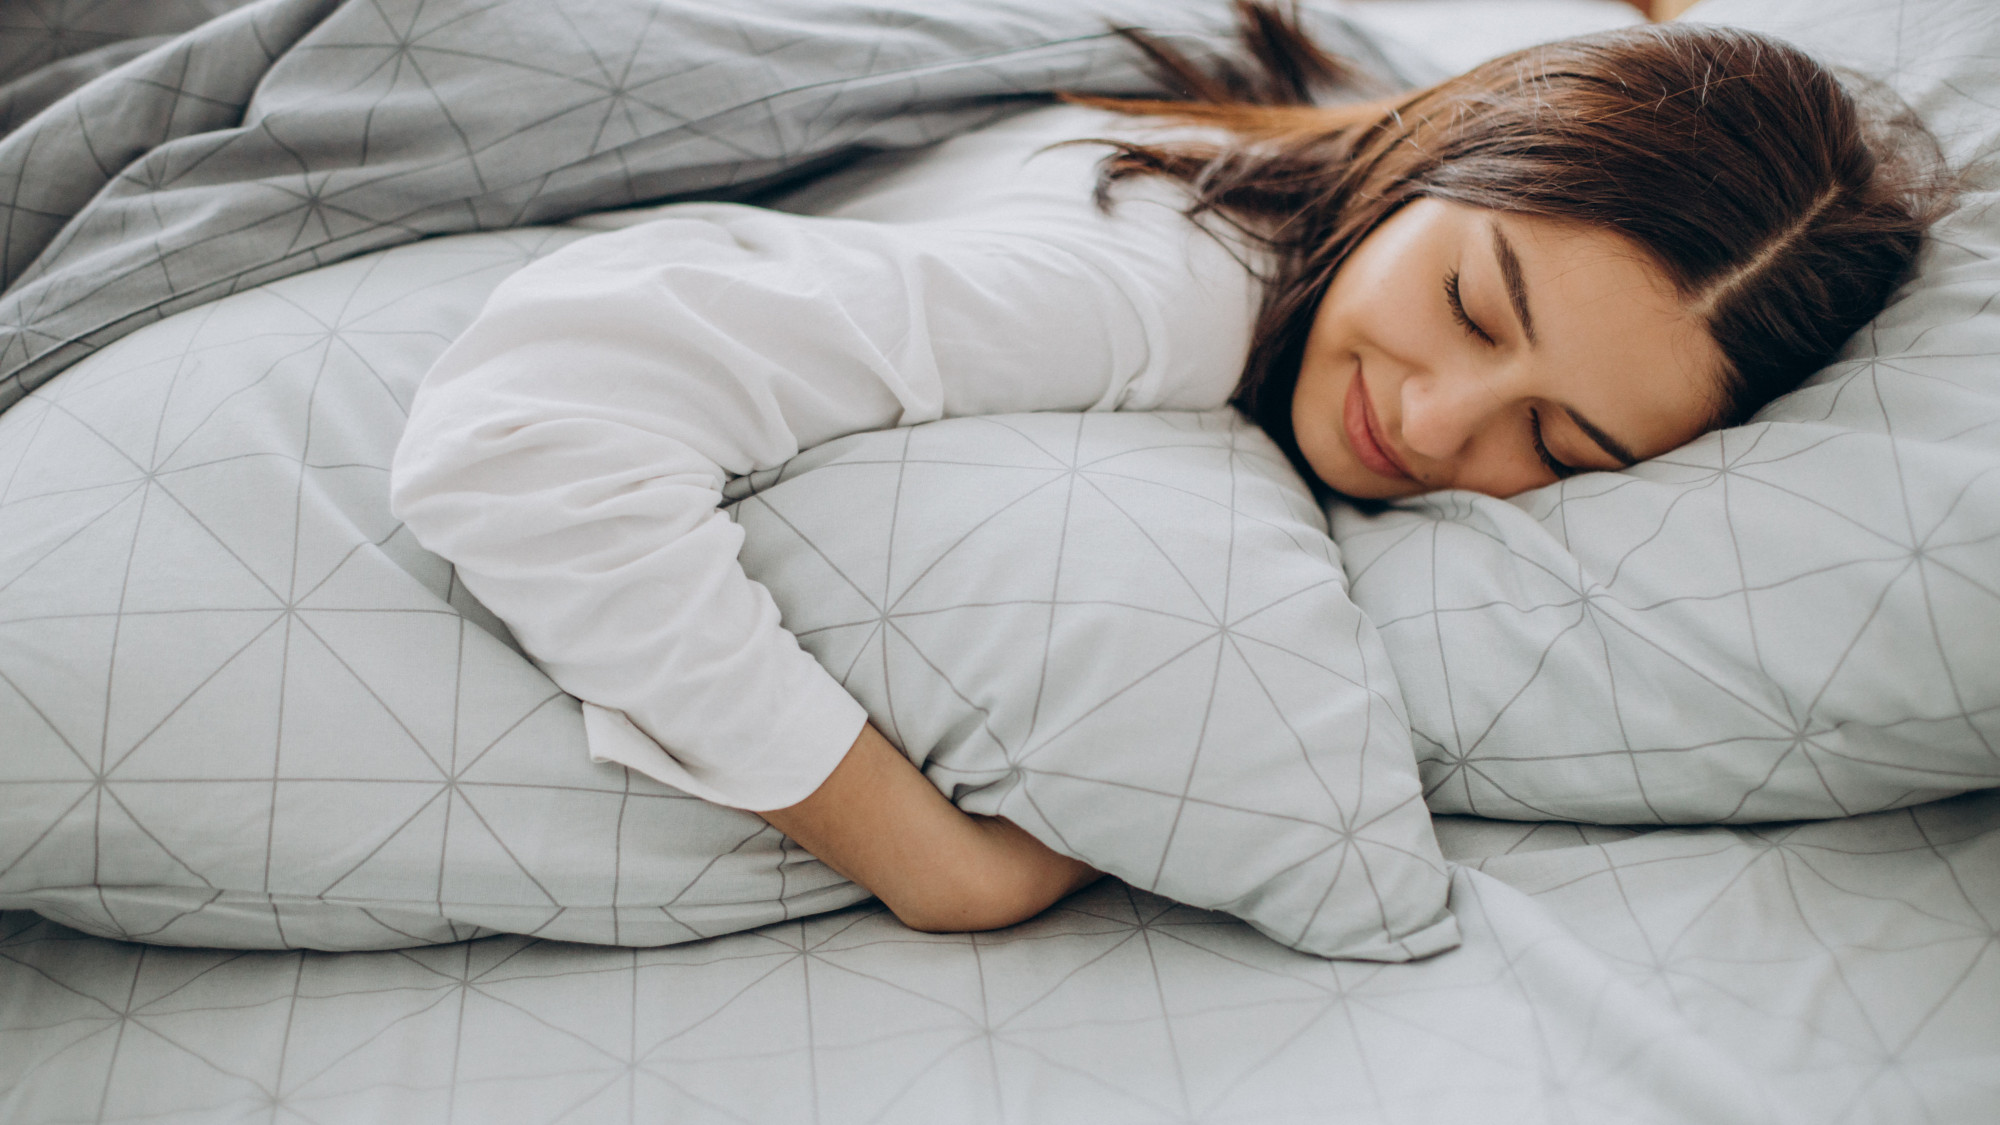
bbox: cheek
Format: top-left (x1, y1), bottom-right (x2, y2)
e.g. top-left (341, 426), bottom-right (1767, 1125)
top-left (1291, 335), bottom-right (1347, 449)
top-left (1452, 439), bottom-right (1549, 498)
top-left (1326, 271), bottom-right (1442, 366)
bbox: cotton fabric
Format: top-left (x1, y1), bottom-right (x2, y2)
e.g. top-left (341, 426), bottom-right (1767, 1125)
top-left (390, 108), bottom-right (1260, 810)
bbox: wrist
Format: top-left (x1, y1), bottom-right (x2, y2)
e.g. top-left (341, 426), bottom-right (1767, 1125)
top-left (758, 722), bottom-right (1099, 934)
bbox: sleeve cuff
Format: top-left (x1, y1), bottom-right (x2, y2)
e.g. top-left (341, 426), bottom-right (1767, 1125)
top-left (582, 687), bottom-right (870, 812)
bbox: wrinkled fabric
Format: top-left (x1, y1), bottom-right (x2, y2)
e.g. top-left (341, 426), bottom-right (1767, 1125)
top-left (0, 0), bottom-right (1410, 413)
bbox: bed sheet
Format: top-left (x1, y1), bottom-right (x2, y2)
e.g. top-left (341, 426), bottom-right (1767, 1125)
top-left (2, 0), bottom-right (1995, 1121)
top-left (4, 789), bottom-right (1995, 1124)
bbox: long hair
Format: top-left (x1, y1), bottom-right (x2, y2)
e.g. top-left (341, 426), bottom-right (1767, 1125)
top-left (1069, 2), bottom-right (1956, 474)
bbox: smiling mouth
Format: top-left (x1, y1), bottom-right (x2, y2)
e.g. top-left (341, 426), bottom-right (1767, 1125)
top-left (1342, 363), bottom-right (1414, 482)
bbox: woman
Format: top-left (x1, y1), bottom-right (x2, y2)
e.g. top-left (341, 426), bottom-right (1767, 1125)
top-left (390, 5), bottom-right (1950, 934)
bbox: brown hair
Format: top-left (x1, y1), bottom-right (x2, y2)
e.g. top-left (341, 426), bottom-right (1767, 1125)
top-left (1070, 2), bottom-right (1956, 478)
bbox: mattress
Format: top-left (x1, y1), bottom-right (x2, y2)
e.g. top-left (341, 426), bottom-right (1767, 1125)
top-left (2, 0), bottom-right (1997, 1121)
top-left (5, 796), bottom-right (1994, 1123)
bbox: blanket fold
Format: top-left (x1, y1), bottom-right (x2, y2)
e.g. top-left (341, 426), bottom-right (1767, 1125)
top-left (0, 0), bottom-right (1412, 415)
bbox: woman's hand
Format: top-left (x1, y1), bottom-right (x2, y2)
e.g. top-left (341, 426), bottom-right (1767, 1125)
top-left (757, 723), bottom-right (1102, 933)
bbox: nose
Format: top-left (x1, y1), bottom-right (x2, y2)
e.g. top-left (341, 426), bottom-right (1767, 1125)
top-left (1397, 361), bottom-right (1514, 463)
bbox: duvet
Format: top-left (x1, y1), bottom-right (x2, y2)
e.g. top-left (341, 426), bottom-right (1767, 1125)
top-left (1, 0), bottom-right (1997, 1120)
top-left (0, 0), bottom-right (1458, 958)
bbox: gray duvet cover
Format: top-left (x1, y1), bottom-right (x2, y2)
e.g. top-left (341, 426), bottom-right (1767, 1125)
top-left (0, 0), bottom-right (1408, 415)
top-left (5, 794), bottom-right (1996, 1124)
top-left (2, 1), bottom-right (1996, 1121)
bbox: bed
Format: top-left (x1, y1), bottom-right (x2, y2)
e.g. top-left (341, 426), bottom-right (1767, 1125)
top-left (2, 0), bottom-right (1996, 1121)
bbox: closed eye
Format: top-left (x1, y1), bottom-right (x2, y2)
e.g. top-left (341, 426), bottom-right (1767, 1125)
top-left (1444, 270), bottom-right (1494, 345)
top-left (1529, 408), bottom-right (1579, 479)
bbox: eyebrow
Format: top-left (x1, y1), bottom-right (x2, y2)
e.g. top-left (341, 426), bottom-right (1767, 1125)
top-left (1489, 224), bottom-right (1537, 346)
top-left (1563, 406), bottom-right (1640, 468)
top-left (1489, 223), bottom-right (1641, 468)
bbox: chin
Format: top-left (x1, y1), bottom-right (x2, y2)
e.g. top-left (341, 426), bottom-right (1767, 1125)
top-left (1333, 478), bottom-right (1419, 503)
top-left (1299, 439), bottom-right (1412, 500)
top-left (1298, 448), bottom-right (1401, 503)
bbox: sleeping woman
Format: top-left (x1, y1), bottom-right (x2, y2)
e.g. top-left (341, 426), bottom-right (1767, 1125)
top-left (389, 4), bottom-right (1950, 934)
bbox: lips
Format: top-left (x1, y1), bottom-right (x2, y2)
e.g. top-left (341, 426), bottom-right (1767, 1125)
top-left (1342, 363), bottom-right (1414, 482)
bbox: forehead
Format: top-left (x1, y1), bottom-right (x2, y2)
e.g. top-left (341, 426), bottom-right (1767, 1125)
top-left (1482, 207), bottom-right (1727, 451)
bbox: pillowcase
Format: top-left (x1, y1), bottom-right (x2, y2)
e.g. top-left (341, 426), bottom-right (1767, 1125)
top-left (0, 229), bottom-right (863, 950)
top-left (1330, 0), bottom-right (2000, 823)
top-left (0, 220), bottom-right (1456, 960)
top-left (729, 412), bottom-right (1457, 959)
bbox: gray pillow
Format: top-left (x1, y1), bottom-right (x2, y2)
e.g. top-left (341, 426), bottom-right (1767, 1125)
top-left (1330, 0), bottom-right (2000, 823)
top-left (0, 223), bottom-right (1456, 959)
top-left (729, 412), bottom-right (1457, 958)
top-left (0, 229), bottom-right (860, 950)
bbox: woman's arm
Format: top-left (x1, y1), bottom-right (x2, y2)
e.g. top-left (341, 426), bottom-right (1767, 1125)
top-left (392, 207), bottom-right (1146, 812)
top-left (761, 723), bottom-right (1100, 931)
top-left (391, 110), bottom-right (1256, 925)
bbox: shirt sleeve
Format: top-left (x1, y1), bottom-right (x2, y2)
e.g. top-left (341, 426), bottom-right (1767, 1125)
top-left (388, 127), bottom-right (1258, 810)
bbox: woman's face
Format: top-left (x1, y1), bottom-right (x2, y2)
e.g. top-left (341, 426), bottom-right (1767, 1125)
top-left (1291, 198), bottom-right (1726, 500)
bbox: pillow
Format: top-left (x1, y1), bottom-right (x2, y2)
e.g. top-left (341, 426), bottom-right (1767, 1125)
top-left (0, 229), bottom-right (864, 950)
top-left (728, 412), bottom-right (1457, 959)
top-left (1338, 0), bottom-right (1642, 75)
top-left (1330, 0), bottom-right (2000, 823)
top-left (0, 222), bottom-right (1456, 960)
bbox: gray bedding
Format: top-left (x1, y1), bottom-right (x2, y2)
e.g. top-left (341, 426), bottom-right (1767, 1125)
top-left (0, 0), bottom-right (1408, 415)
top-left (5, 793), bottom-right (1995, 1123)
top-left (1, 0), bottom-right (1997, 1121)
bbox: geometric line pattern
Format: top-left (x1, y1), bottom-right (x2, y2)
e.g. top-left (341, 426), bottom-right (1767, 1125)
top-left (0, 0), bottom-right (1995, 1120)
top-left (0, 1), bottom-right (259, 136)
top-left (3, 790), bottom-right (1994, 1123)
top-left (729, 411), bottom-right (1455, 959)
top-left (1331, 0), bottom-right (2000, 825)
top-left (0, 0), bottom-right (1415, 413)
top-left (0, 226), bottom-right (866, 951)
top-left (0, 216), bottom-right (1448, 959)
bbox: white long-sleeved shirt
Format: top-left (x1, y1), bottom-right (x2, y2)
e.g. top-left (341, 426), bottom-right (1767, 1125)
top-left (389, 107), bottom-right (1261, 810)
